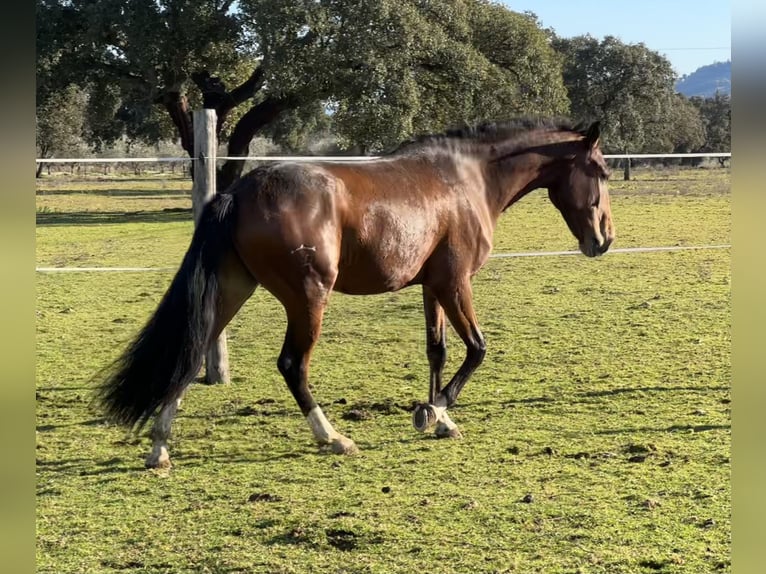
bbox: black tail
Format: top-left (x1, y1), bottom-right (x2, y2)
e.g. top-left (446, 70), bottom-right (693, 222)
top-left (95, 193), bottom-right (237, 430)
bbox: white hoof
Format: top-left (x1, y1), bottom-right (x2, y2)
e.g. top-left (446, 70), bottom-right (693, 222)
top-left (145, 445), bottom-right (172, 469)
top-left (328, 436), bottom-right (359, 455)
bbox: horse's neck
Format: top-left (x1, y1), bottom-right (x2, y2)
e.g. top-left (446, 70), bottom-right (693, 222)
top-left (482, 136), bottom-right (578, 217)
top-left (481, 153), bottom-right (552, 217)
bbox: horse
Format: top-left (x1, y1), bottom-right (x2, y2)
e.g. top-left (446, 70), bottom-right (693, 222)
top-left (95, 117), bottom-right (615, 469)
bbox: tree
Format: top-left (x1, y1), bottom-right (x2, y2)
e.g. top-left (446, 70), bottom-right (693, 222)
top-left (553, 35), bottom-right (679, 178)
top-left (466, 5), bottom-right (567, 117)
top-left (36, 85), bottom-right (89, 177)
top-left (37, 0), bottom-right (569, 189)
top-left (667, 95), bottom-right (706, 154)
top-left (690, 92), bottom-right (731, 164)
top-left (642, 93), bottom-right (705, 155)
top-left (36, 0), bottom-right (248, 154)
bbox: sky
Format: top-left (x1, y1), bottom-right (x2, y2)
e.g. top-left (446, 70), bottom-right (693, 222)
top-left (502, 1), bottom-right (731, 77)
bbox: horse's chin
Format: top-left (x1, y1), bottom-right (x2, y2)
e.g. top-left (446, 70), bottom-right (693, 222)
top-left (579, 238), bottom-right (611, 257)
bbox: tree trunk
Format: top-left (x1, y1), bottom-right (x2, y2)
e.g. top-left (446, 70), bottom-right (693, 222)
top-left (623, 151), bottom-right (631, 181)
top-left (36, 162), bottom-right (44, 178)
top-left (159, 72), bottom-right (293, 191)
top-left (216, 96), bottom-right (294, 191)
top-left (160, 92), bottom-right (194, 157)
top-left (192, 68), bottom-right (265, 138)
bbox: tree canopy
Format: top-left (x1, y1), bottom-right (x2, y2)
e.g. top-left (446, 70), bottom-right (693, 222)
top-left (37, 0), bottom-right (569, 188)
top-left (37, 1), bottom-right (730, 186)
top-left (553, 34), bottom-right (683, 154)
top-left (690, 92), bottom-right (731, 154)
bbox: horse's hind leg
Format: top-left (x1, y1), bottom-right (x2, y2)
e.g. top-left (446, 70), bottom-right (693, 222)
top-left (146, 395), bottom-right (183, 468)
top-left (278, 300), bottom-right (358, 455)
top-left (145, 250), bottom-right (257, 469)
top-left (423, 286), bottom-right (447, 404)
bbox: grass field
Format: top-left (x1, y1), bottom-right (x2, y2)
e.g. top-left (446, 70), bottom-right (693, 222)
top-left (36, 166), bottom-right (730, 573)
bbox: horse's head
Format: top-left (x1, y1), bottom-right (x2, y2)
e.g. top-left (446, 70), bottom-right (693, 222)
top-left (547, 121), bottom-right (615, 257)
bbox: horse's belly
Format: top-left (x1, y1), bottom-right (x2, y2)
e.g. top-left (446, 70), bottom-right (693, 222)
top-left (334, 202), bottom-right (440, 294)
top-left (334, 239), bottom-right (430, 294)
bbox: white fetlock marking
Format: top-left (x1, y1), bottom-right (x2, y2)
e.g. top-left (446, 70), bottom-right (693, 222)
top-left (438, 411), bottom-right (458, 431)
top-left (156, 445), bottom-right (170, 462)
top-left (147, 444), bottom-right (170, 467)
top-left (306, 406), bottom-right (341, 444)
top-left (431, 395), bottom-right (452, 426)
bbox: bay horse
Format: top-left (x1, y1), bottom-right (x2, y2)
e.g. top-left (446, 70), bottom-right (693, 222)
top-left (96, 118), bottom-right (615, 468)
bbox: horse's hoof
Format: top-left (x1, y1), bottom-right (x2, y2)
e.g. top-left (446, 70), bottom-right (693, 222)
top-left (145, 456), bottom-right (172, 469)
top-left (412, 404), bottom-right (437, 432)
top-left (145, 446), bottom-right (172, 469)
top-left (330, 436), bottom-right (359, 455)
top-left (435, 424), bottom-right (463, 439)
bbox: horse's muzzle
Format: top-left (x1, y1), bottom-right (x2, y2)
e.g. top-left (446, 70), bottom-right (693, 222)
top-left (580, 236), bottom-right (612, 257)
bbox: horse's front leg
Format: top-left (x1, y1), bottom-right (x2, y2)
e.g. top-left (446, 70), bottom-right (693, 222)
top-left (413, 279), bottom-right (485, 438)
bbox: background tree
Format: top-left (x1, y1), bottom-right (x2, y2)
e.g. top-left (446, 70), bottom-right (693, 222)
top-left (466, 5), bottom-right (567, 117)
top-left (642, 93), bottom-right (705, 159)
top-left (690, 92), bottom-right (731, 165)
top-left (36, 85), bottom-right (89, 177)
top-left (553, 35), bottom-right (679, 178)
top-left (37, 0), bottom-right (569, 188)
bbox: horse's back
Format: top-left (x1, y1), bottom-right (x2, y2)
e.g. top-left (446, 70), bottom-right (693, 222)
top-left (229, 158), bottom-right (485, 295)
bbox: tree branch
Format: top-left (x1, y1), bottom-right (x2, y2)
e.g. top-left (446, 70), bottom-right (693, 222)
top-left (217, 94), bottom-right (296, 190)
top-left (192, 67), bottom-right (267, 136)
top-left (215, 67), bottom-right (266, 133)
top-left (96, 59), bottom-right (150, 89)
top-left (217, 0), bottom-right (235, 14)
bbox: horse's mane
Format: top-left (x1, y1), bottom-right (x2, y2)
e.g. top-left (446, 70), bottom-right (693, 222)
top-left (391, 116), bottom-right (583, 155)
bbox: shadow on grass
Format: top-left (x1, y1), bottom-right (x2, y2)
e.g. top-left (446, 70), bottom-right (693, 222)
top-left (36, 418), bottom-right (105, 432)
top-left (595, 423), bottom-right (729, 435)
top-left (37, 385), bottom-right (94, 392)
top-left (36, 456), bottom-right (136, 479)
top-left (166, 449), bottom-right (315, 468)
top-left (468, 385), bottom-right (729, 410)
top-left (36, 457), bottom-right (90, 468)
top-left (503, 396), bottom-right (556, 407)
top-left (578, 384), bottom-right (729, 398)
top-left (36, 208), bottom-right (192, 226)
top-left (36, 187), bottom-right (190, 197)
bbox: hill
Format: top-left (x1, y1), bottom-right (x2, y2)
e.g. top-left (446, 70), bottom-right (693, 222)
top-left (676, 61), bottom-right (731, 98)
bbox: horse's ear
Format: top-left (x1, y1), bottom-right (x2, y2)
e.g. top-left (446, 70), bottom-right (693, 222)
top-left (584, 121), bottom-right (601, 148)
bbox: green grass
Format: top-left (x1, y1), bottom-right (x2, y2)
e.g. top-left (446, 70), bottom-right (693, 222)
top-left (36, 167), bottom-right (730, 573)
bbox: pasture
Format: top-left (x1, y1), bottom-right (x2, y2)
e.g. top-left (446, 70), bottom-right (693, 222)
top-left (36, 167), bottom-right (730, 573)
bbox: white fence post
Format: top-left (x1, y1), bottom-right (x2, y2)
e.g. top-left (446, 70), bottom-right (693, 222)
top-left (193, 108), bottom-right (230, 384)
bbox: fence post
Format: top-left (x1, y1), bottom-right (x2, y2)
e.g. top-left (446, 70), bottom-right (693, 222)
top-left (193, 108), bottom-right (230, 384)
